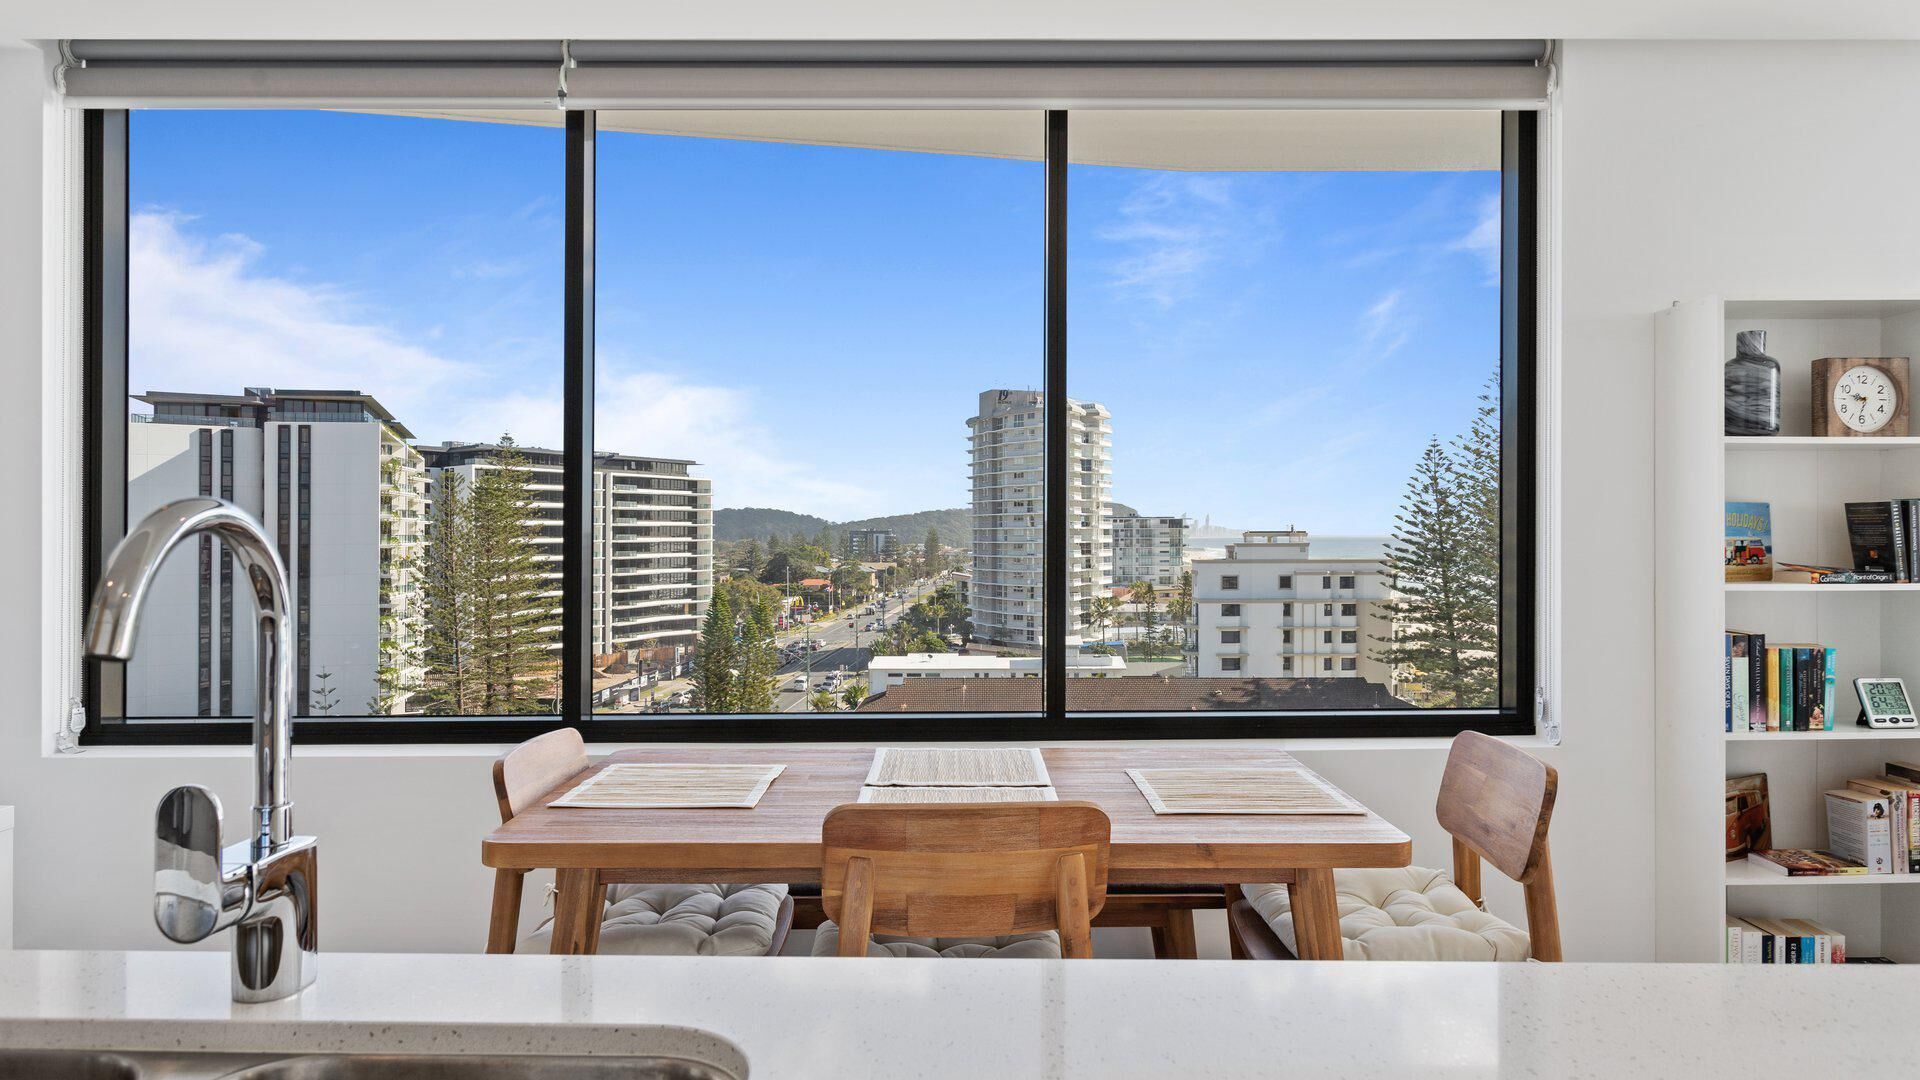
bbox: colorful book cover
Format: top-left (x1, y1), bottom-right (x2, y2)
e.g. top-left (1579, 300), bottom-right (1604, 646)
top-left (1744, 849), bottom-right (1867, 875)
top-left (1748, 632), bottom-right (1767, 731)
top-left (1780, 647), bottom-right (1795, 731)
top-left (1772, 562), bottom-right (1897, 584)
top-left (1725, 501), bottom-right (1774, 583)
top-left (1731, 635), bottom-right (1750, 733)
top-left (1726, 774), bottom-right (1773, 858)
top-left (1723, 634), bottom-right (1733, 732)
top-left (1844, 500), bottom-right (1907, 579)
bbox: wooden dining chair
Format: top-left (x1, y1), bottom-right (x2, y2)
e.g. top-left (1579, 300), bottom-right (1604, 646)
top-left (1229, 731), bottom-right (1560, 962)
top-left (816, 802), bottom-right (1110, 959)
top-left (487, 728), bottom-right (794, 957)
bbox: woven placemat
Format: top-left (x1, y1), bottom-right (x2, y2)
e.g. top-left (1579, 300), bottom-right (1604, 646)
top-left (865, 747), bottom-right (1051, 787)
top-left (1126, 767), bottom-right (1366, 815)
top-left (551, 763), bottom-right (785, 809)
top-left (857, 785), bottom-right (1059, 804)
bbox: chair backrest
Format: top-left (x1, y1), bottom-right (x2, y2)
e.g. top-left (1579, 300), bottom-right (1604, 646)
top-left (1435, 730), bottom-right (1561, 960)
top-left (493, 727), bottom-right (588, 824)
top-left (820, 802), bottom-right (1111, 958)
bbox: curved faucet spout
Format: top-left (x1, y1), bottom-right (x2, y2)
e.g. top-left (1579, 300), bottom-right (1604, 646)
top-left (84, 497), bottom-right (296, 853)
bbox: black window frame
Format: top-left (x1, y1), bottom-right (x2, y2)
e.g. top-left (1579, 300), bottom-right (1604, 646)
top-left (80, 106), bottom-right (1538, 745)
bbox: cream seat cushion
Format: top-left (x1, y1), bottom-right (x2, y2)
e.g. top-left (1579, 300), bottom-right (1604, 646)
top-left (1242, 867), bottom-right (1530, 961)
top-left (522, 883), bottom-right (787, 957)
top-left (812, 920), bottom-right (1061, 958)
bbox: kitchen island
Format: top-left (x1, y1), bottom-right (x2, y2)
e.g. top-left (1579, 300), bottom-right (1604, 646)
top-left (0, 950), bottom-right (1905, 1077)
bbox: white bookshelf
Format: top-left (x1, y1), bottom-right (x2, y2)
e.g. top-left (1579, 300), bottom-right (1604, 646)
top-left (1656, 295), bottom-right (1920, 964)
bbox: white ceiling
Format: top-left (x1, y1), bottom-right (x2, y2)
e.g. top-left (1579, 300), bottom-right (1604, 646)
top-left (8, 0), bottom-right (1920, 42)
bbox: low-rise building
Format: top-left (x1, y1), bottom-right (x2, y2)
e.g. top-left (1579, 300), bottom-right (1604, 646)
top-left (866, 651), bottom-right (1126, 690)
top-left (1190, 530), bottom-right (1396, 684)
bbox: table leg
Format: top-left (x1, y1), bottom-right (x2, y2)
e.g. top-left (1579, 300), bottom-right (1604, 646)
top-left (550, 868), bottom-right (602, 955)
top-left (1287, 868), bottom-right (1344, 961)
top-left (1162, 909), bottom-right (1198, 959)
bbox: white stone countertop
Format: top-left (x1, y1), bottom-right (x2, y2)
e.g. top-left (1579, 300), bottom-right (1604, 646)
top-left (0, 950), bottom-right (1911, 1078)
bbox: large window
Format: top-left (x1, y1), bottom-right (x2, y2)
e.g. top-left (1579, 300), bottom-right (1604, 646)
top-left (82, 105), bottom-right (1534, 744)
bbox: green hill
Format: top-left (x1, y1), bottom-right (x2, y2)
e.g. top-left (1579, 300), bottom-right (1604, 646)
top-left (714, 506), bottom-right (970, 550)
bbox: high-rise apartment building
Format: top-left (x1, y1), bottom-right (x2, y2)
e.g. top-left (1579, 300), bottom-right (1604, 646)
top-left (966, 389), bottom-right (1111, 648)
top-left (1191, 531), bottom-right (1396, 684)
top-left (125, 388), bottom-right (427, 717)
top-left (1112, 513), bottom-right (1189, 589)
top-left (847, 528), bottom-right (897, 558)
top-left (419, 444), bottom-right (713, 657)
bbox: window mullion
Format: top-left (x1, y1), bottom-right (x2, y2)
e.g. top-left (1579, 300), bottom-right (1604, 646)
top-left (562, 110), bottom-right (597, 721)
top-left (1043, 110), bottom-right (1068, 718)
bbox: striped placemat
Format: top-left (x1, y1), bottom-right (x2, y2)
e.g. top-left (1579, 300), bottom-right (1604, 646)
top-left (865, 747), bottom-right (1051, 787)
top-left (551, 763), bottom-right (785, 809)
top-left (857, 785), bottom-right (1060, 804)
top-left (1126, 767), bottom-right (1367, 815)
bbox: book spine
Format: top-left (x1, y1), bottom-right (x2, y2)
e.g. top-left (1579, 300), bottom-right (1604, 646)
top-left (1766, 648), bottom-right (1781, 731)
top-left (1733, 638), bottom-right (1749, 734)
top-left (1909, 788), bottom-right (1920, 873)
top-left (1785, 934), bottom-right (1800, 964)
top-left (1728, 630), bottom-right (1743, 730)
top-left (1780, 648), bottom-right (1795, 732)
top-left (1832, 932), bottom-right (1846, 964)
top-left (1798, 648), bottom-right (1818, 732)
top-left (1760, 932), bottom-right (1773, 964)
top-left (1896, 500), bottom-right (1912, 582)
top-left (1743, 924), bottom-right (1763, 964)
top-left (1749, 633), bottom-right (1767, 731)
top-left (1726, 919), bottom-right (1740, 963)
top-left (1823, 647), bottom-right (1837, 731)
top-left (1908, 499), bottom-right (1920, 584)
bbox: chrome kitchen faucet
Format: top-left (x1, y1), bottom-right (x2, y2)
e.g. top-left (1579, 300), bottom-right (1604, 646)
top-left (84, 497), bottom-right (317, 1003)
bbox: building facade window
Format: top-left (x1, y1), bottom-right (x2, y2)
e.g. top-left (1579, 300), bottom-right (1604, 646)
top-left (1220, 603), bottom-right (1241, 617)
top-left (1221, 657), bottom-right (1243, 673)
top-left (1221, 630), bottom-right (1242, 644)
top-left (1219, 575), bottom-right (1239, 591)
top-left (1277, 575), bottom-right (1293, 589)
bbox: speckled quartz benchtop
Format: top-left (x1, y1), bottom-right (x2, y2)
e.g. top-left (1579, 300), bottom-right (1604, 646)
top-left (0, 950), bottom-right (1909, 1078)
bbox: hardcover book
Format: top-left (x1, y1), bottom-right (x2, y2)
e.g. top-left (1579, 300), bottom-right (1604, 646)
top-left (1726, 773), bottom-right (1773, 858)
top-left (1826, 788), bottom-right (1894, 874)
top-left (1772, 562), bottom-right (1896, 584)
top-left (1844, 500), bottom-right (1909, 580)
top-left (1725, 502), bottom-right (1774, 583)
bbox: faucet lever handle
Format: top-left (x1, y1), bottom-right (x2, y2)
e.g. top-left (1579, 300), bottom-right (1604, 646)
top-left (154, 785), bottom-right (249, 943)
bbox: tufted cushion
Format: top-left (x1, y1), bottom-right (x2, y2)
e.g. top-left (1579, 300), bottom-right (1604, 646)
top-left (522, 883), bottom-right (788, 956)
top-left (812, 920), bottom-right (1062, 958)
top-left (1242, 867), bottom-right (1531, 961)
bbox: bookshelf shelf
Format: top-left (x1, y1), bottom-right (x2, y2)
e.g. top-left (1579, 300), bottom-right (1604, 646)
top-left (1726, 728), bottom-right (1920, 742)
top-left (1724, 582), bottom-right (1920, 593)
top-left (1726, 862), bottom-right (1920, 887)
top-left (1725, 436), bottom-right (1920, 452)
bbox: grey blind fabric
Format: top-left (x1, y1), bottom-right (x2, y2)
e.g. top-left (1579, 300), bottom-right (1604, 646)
top-left (61, 40), bottom-right (1550, 109)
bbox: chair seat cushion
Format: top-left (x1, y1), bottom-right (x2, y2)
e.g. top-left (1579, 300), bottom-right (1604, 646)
top-left (1241, 867), bottom-right (1531, 961)
top-left (522, 883), bottom-right (789, 956)
top-left (812, 920), bottom-right (1061, 958)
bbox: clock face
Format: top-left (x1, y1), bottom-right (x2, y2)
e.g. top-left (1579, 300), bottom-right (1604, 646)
top-left (1834, 366), bottom-right (1898, 432)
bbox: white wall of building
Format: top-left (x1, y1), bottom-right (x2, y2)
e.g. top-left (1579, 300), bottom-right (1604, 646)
top-left (1192, 539), bottom-right (1392, 685)
top-left (8, 34), bottom-right (1920, 961)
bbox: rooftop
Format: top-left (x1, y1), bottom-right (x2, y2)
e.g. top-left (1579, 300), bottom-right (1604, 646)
top-left (855, 676), bottom-right (1413, 712)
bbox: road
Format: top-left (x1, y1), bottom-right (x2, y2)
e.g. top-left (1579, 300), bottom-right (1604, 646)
top-left (771, 575), bottom-right (945, 712)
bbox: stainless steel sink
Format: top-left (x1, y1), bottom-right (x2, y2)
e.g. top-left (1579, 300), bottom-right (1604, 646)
top-left (215, 1056), bottom-right (738, 1079)
top-left (0, 1050), bottom-right (741, 1080)
top-left (0, 1049), bottom-right (144, 1079)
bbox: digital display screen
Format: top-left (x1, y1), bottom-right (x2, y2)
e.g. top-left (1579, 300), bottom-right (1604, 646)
top-left (1864, 681), bottom-right (1913, 716)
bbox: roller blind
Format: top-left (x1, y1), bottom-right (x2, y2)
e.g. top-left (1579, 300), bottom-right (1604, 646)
top-left (61, 40), bottom-right (1551, 110)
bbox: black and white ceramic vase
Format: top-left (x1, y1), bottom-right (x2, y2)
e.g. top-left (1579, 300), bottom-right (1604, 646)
top-left (1725, 329), bottom-right (1781, 436)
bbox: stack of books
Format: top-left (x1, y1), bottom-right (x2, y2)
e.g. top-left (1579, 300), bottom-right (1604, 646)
top-left (1844, 499), bottom-right (1920, 581)
top-left (1724, 916), bottom-right (1847, 963)
top-left (1742, 762), bottom-right (1920, 876)
top-left (1722, 630), bottom-right (1836, 731)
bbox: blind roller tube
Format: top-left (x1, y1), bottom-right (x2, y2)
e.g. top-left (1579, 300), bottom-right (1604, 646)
top-left (60, 39), bottom-right (1550, 109)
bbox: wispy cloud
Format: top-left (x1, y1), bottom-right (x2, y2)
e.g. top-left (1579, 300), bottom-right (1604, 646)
top-left (1355, 288), bottom-right (1412, 371)
top-left (129, 209), bottom-right (877, 519)
top-left (1098, 174), bottom-right (1265, 308)
top-left (1449, 193), bottom-right (1501, 283)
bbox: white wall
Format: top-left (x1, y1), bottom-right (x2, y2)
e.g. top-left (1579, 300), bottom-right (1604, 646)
top-left (7, 37), bottom-right (1920, 961)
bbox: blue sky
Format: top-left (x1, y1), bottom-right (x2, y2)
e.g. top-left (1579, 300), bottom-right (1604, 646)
top-left (129, 110), bottom-right (1497, 533)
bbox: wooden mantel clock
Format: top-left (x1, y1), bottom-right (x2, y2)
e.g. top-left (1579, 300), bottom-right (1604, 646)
top-left (1812, 356), bottom-right (1911, 437)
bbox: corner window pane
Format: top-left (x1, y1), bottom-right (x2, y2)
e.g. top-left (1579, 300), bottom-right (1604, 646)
top-left (1067, 110), bottom-right (1506, 714)
top-left (116, 110), bottom-right (563, 721)
top-left (589, 111), bottom-right (1043, 717)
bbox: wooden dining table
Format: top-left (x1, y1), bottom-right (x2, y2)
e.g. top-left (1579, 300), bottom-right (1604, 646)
top-left (480, 745), bottom-right (1411, 960)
